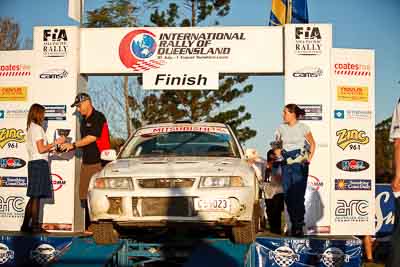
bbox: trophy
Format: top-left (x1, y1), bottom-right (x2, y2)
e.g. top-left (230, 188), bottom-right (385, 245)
top-left (55, 128), bottom-right (71, 153)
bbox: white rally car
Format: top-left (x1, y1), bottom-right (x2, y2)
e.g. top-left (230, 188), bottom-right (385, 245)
top-left (87, 122), bottom-right (261, 244)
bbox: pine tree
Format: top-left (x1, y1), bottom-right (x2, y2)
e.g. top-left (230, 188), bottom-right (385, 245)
top-left (141, 0), bottom-right (256, 142)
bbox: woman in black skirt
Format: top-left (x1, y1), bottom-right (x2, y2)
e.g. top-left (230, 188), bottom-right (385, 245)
top-left (20, 103), bottom-right (65, 233)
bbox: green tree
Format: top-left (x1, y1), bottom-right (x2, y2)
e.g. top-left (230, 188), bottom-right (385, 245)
top-left (85, 0), bottom-right (144, 137)
top-left (141, 0), bottom-right (256, 142)
top-left (375, 117), bottom-right (394, 183)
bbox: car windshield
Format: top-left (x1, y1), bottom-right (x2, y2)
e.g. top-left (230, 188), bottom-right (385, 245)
top-left (119, 127), bottom-right (241, 158)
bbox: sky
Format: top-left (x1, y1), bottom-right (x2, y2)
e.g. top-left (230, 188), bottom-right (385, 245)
top-left (1, 0), bottom-right (399, 155)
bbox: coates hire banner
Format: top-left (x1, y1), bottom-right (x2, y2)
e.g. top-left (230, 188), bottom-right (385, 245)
top-left (331, 48), bottom-right (375, 235)
top-left (80, 27), bottom-right (284, 76)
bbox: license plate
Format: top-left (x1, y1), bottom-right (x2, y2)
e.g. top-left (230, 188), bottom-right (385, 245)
top-left (194, 198), bottom-right (230, 211)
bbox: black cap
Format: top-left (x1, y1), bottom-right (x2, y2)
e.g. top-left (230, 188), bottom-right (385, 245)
top-left (71, 93), bottom-right (91, 107)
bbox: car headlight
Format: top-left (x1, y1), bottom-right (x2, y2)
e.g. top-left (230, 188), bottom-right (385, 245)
top-left (94, 177), bottom-right (133, 190)
top-left (199, 176), bottom-right (244, 188)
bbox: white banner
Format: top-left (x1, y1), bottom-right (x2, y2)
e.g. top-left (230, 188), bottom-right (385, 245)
top-left (284, 24), bottom-right (333, 234)
top-left (331, 48), bottom-right (375, 235)
top-left (80, 27), bottom-right (284, 75)
top-left (143, 71), bottom-right (219, 90)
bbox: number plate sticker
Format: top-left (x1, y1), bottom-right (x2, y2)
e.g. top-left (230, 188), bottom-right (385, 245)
top-left (194, 198), bottom-right (230, 211)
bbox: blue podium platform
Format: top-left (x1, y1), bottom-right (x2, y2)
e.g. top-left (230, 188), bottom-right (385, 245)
top-left (0, 232), bottom-right (362, 266)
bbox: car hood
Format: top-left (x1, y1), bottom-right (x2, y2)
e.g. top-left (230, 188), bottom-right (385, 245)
top-left (100, 157), bottom-right (252, 178)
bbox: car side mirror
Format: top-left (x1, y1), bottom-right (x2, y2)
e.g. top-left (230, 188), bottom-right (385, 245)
top-left (100, 149), bottom-right (117, 161)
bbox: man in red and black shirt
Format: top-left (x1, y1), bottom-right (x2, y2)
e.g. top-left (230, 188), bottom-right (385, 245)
top-left (61, 93), bottom-right (110, 232)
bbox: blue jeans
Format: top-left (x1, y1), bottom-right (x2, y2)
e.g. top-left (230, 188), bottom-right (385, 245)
top-left (281, 149), bottom-right (309, 230)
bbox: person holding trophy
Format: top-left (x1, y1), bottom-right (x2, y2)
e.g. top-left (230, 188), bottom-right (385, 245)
top-left (274, 104), bottom-right (316, 237)
top-left (21, 103), bottom-right (65, 233)
top-left (60, 93), bottom-right (110, 233)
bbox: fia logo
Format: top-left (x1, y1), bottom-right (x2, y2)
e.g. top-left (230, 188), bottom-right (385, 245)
top-left (295, 27), bottom-right (321, 40)
top-left (43, 29), bottom-right (68, 42)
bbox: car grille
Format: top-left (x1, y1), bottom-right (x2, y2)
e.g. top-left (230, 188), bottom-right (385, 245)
top-left (134, 197), bottom-right (193, 216)
top-left (137, 178), bottom-right (195, 188)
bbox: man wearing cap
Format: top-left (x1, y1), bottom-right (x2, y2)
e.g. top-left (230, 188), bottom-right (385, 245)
top-left (61, 93), bottom-right (110, 233)
top-left (387, 97), bottom-right (400, 267)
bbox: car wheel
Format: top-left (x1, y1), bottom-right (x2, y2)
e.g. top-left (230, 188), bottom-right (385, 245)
top-left (231, 204), bottom-right (257, 244)
top-left (89, 222), bottom-right (119, 244)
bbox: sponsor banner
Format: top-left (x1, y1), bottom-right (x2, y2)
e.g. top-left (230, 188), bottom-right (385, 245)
top-left (292, 66), bottom-right (323, 78)
top-left (285, 24), bottom-right (332, 235)
top-left (0, 64), bottom-right (31, 77)
top-left (335, 128), bottom-right (370, 151)
top-left (254, 237), bottom-right (362, 267)
top-left (335, 179), bottom-right (372, 191)
top-left (334, 109), bottom-right (372, 120)
top-left (0, 108), bottom-right (29, 119)
top-left (334, 62), bottom-right (371, 77)
top-left (298, 104), bottom-right (322, 121)
top-left (0, 157), bottom-right (26, 169)
top-left (294, 26), bottom-right (323, 56)
top-left (337, 86), bottom-right (368, 102)
top-left (0, 194), bottom-right (25, 219)
top-left (135, 125), bottom-right (230, 136)
top-left (42, 28), bottom-right (69, 57)
top-left (331, 49), bottom-right (375, 235)
top-left (0, 128), bottom-right (26, 149)
top-left (0, 86), bottom-right (27, 101)
top-left (0, 176), bottom-right (27, 187)
top-left (142, 71), bottom-right (218, 90)
top-left (51, 173), bottom-right (67, 191)
top-left (39, 69), bottom-right (68, 79)
top-left (334, 199), bottom-right (369, 223)
top-left (375, 184), bottom-right (395, 235)
top-left (80, 27), bottom-right (283, 74)
top-left (44, 105), bottom-right (67, 120)
top-left (336, 159), bottom-right (369, 172)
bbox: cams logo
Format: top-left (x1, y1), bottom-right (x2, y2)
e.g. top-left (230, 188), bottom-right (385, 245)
top-left (335, 199), bottom-right (369, 222)
top-left (335, 179), bottom-right (372, 191)
top-left (336, 129), bottom-right (369, 150)
top-left (51, 173), bottom-right (66, 191)
top-left (336, 159), bottom-right (369, 172)
top-left (0, 196), bottom-right (24, 218)
top-left (321, 247), bottom-right (350, 267)
top-left (0, 64), bottom-right (31, 77)
top-left (39, 69), bottom-right (68, 79)
top-left (0, 157), bottom-right (26, 169)
top-left (292, 67), bottom-right (323, 78)
top-left (0, 243), bottom-right (15, 265)
top-left (0, 128), bottom-right (25, 149)
top-left (30, 244), bottom-right (60, 265)
top-left (295, 26), bottom-right (322, 56)
top-left (334, 62), bottom-right (371, 76)
top-left (269, 246), bottom-right (299, 267)
top-left (43, 28), bottom-right (68, 57)
top-left (119, 29), bottom-right (164, 72)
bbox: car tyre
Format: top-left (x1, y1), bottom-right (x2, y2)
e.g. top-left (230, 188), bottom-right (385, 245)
top-left (231, 204), bottom-right (257, 244)
top-left (90, 222), bottom-right (119, 244)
